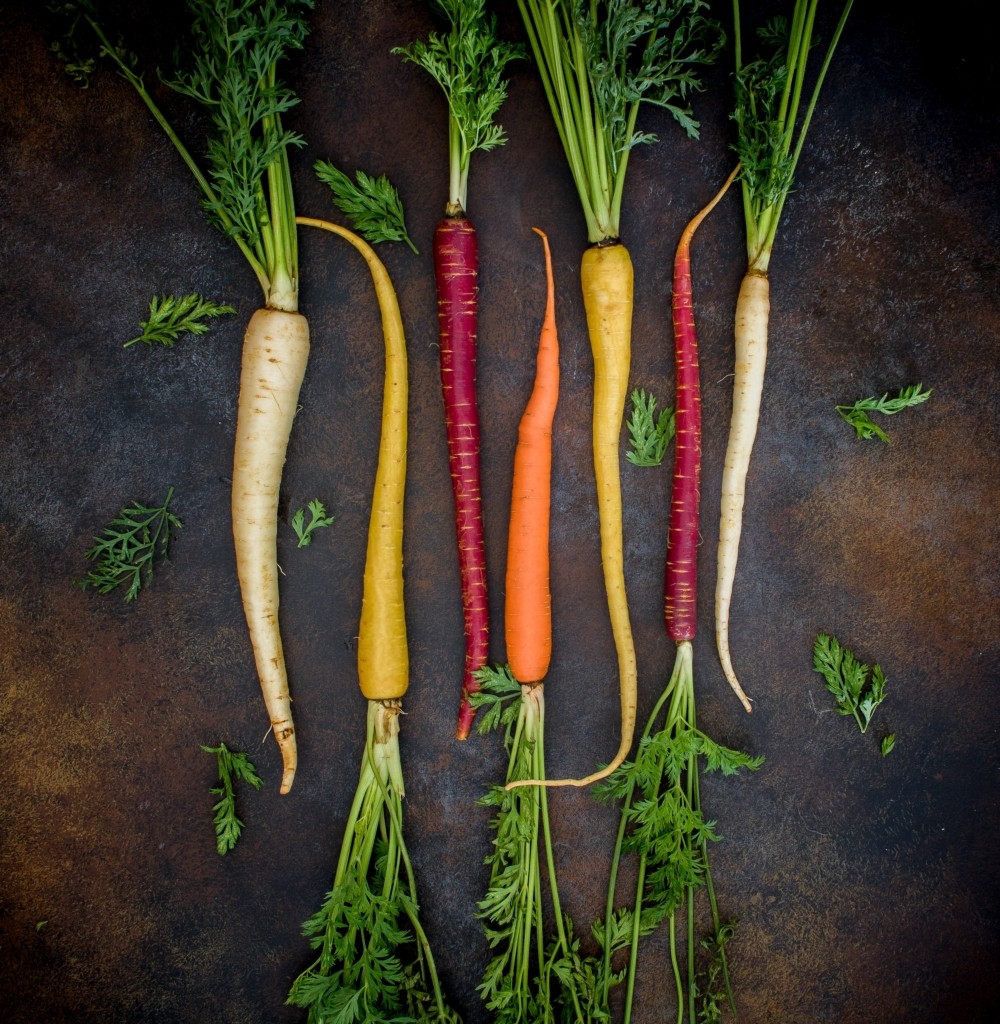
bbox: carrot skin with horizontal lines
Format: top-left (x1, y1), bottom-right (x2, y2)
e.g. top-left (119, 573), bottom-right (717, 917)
top-left (666, 167), bottom-right (740, 646)
top-left (434, 215), bottom-right (490, 739)
top-left (505, 228), bottom-right (558, 686)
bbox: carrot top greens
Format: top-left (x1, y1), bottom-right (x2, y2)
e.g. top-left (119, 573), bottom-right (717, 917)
top-left (54, 0), bottom-right (313, 310)
top-left (733, 0), bottom-right (854, 271)
top-left (394, 0), bottom-right (523, 215)
top-left (517, 0), bottom-right (724, 243)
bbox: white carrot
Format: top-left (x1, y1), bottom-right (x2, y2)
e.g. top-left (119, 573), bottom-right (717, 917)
top-left (717, 0), bottom-right (853, 708)
top-left (61, 1), bottom-right (315, 790)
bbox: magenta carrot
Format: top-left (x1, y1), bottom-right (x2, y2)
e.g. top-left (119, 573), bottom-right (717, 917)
top-left (434, 217), bottom-right (489, 738)
top-left (395, 1), bottom-right (521, 739)
top-left (666, 164), bottom-right (741, 641)
top-left (600, 168), bottom-right (761, 1024)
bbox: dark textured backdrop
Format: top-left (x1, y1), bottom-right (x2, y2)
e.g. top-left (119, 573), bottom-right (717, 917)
top-left (2, 2), bottom-right (998, 1022)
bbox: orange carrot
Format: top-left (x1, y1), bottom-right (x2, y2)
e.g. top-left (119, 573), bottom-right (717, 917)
top-left (505, 227), bottom-right (559, 686)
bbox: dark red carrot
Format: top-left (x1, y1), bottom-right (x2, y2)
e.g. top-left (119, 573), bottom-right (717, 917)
top-left (665, 166), bottom-right (740, 638)
top-left (394, 4), bottom-right (521, 740)
top-left (435, 216), bottom-right (490, 739)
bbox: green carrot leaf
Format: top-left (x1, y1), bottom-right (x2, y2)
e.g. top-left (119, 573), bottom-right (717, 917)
top-left (836, 383), bottom-right (932, 441)
top-left (394, 0), bottom-right (523, 211)
top-left (124, 293), bottom-right (235, 348)
top-left (626, 388), bottom-right (676, 466)
top-left (813, 633), bottom-right (889, 735)
top-left (291, 499), bottom-right (334, 548)
top-left (314, 162), bottom-right (419, 253)
top-left (881, 733), bottom-right (896, 757)
top-left (78, 487), bottom-right (181, 602)
top-left (202, 741), bottom-right (262, 855)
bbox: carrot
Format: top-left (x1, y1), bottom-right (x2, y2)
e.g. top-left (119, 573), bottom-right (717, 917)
top-left (505, 227), bottom-right (559, 685)
top-left (512, 0), bottom-right (723, 788)
top-left (473, 228), bottom-right (593, 1021)
top-left (60, 0), bottom-right (315, 792)
top-left (716, 0), bottom-right (854, 708)
top-left (288, 217), bottom-right (457, 1022)
top-left (598, 170), bottom-right (762, 1024)
top-left (231, 307), bottom-right (310, 792)
top-left (395, 0), bottom-right (522, 739)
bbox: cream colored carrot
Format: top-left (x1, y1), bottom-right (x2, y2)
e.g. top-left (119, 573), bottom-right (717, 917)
top-left (231, 307), bottom-right (309, 795)
top-left (715, 271), bottom-right (766, 714)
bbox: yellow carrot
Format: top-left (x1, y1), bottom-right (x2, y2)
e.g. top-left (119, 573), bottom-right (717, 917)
top-left (296, 216), bottom-right (409, 702)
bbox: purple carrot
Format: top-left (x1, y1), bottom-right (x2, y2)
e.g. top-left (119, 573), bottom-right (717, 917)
top-left (434, 215), bottom-right (490, 739)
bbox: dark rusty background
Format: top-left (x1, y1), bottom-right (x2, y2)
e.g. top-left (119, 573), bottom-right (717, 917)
top-left (2, 2), bottom-right (998, 1022)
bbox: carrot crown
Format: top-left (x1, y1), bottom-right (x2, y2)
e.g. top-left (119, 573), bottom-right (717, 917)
top-left (517, 0), bottom-right (724, 243)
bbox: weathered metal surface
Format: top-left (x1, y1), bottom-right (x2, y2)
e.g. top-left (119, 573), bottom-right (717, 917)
top-left (1, 2), bottom-right (998, 1022)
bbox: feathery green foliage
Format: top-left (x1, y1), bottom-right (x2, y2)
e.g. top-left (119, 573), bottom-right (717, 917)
top-left (287, 701), bottom-right (459, 1023)
top-left (314, 162), bottom-right (419, 252)
top-left (291, 499), bottom-right (334, 548)
top-left (597, 643), bottom-right (762, 1022)
top-left (836, 383), bottom-right (931, 441)
top-left (125, 293), bottom-right (235, 348)
top-left (53, 0), bottom-right (313, 307)
top-left (395, 0), bottom-right (523, 213)
top-left (472, 666), bottom-right (597, 1022)
top-left (78, 487), bottom-right (181, 602)
top-left (202, 742), bottom-right (263, 854)
top-left (517, 0), bottom-right (724, 242)
top-left (813, 633), bottom-right (888, 735)
top-left (626, 388), bottom-right (676, 466)
top-left (733, 0), bottom-right (854, 270)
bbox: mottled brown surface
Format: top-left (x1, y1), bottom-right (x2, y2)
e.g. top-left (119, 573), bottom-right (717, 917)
top-left (1, 2), bottom-right (998, 1022)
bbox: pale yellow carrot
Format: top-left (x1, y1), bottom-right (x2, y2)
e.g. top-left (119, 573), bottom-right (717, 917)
top-left (231, 307), bottom-right (310, 795)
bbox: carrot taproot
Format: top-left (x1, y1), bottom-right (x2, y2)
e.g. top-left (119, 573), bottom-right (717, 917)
top-left (505, 227), bottom-right (559, 686)
top-left (717, 0), bottom-right (853, 707)
top-left (474, 228), bottom-right (591, 1020)
top-left (434, 217), bottom-right (490, 734)
top-left (288, 216), bottom-right (457, 1020)
top-left (231, 307), bottom-right (310, 792)
top-left (394, 1), bottom-right (522, 740)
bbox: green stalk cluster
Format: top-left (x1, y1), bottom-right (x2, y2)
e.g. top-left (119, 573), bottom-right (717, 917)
top-left (597, 643), bottom-right (763, 1023)
top-left (517, 0), bottom-right (724, 243)
top-left (473, 669), bottom-right (587, 1022)
top-left (288, 701), bottom-right (459, 1024)
top-left (733, 0), bottom-right (854, 271)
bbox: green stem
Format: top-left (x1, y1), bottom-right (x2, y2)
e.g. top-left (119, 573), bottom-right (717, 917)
top-left (84, 15), bottom-right (270, 298)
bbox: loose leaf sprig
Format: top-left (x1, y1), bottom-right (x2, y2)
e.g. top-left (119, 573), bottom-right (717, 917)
top-left (202, 742), bottom-right (262, 854)
top-left (78, 487), bottom-right (181, 602)
top-left (291, 499), bottom-right (334, 548)
top-left (836, 383), bottom-right (931, 442)
top-left (813, 633), bottom-right (888, 734)
top-left (124, 293), bottom-right (235, 348)
top-left (626, 388), bottom-right (676, 466)
top-left (314, 162), bottom-right (418, 253)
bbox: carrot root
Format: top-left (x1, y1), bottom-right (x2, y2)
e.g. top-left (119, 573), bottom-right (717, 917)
top-left (295, 216), bottom-right (410, 702)
top-left (715, 269), bottom-right (768, 714)
top-left (231, 306), bottom-right (310, 794)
